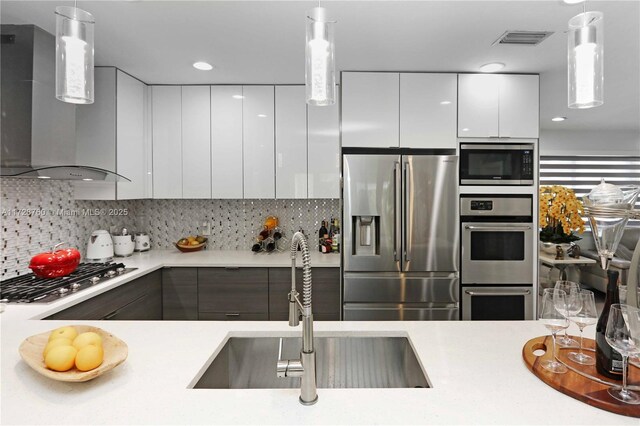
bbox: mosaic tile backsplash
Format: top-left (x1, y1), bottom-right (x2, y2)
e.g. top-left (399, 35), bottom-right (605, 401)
top-left (0, 178), bottom-right (339, 279)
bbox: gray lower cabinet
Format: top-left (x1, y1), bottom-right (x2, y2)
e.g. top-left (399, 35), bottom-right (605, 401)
top-left (162, 268), bottom-right (198, 320)
top-left (45, 270), bottom-right (162, 320)
top-left (269, 268), bottom-right (340, 321)
top-left (198, 267), bottom-right (269, 320)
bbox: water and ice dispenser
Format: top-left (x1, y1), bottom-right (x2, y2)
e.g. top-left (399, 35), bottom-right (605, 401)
top-left (352, 215), bottom-right (380, 256)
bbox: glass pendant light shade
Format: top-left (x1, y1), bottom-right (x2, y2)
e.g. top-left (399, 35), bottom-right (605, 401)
top-left (55, 6), bottom-right (95, 104)
top-left (568, 11), bottom-right (603, 109)
top-left (305, 7), bottom-right (336, 106)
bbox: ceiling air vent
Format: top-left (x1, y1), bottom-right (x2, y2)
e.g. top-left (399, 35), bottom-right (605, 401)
top-left (493, 31), bottom-right (554, 46)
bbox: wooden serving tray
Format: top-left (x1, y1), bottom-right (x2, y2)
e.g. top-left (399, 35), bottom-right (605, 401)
top-left (523, 335), bottom-right (640, 418)
top-left (19, 325), bottom-right (128, 382)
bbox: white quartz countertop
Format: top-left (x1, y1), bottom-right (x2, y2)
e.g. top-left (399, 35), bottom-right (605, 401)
top-left (1, 316), bottom-right (636, 425)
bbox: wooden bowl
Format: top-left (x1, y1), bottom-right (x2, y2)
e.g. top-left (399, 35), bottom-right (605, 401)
top-left (18, 325), bottom-right (128, 382)
top-left (175, 241), bottom-right (207, 252)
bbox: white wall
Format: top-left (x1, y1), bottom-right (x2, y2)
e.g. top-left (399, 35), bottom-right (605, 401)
top-left (540, 129), bottom-right (640, 156)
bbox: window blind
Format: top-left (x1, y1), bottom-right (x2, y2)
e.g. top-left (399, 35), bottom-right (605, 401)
top-left (539, 155), bottom-right (640, 224)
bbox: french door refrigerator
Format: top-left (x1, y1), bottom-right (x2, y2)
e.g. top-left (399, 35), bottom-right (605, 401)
top-left (342, 153), bottom-right (459, 320)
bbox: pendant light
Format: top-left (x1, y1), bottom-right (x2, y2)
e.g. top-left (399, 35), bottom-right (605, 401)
top-left (567, 3), bottom-right (603, 109)
top-left (55, 3), bottom-right (95, 104)
top-left (305, 4), bottom-right (336, 106)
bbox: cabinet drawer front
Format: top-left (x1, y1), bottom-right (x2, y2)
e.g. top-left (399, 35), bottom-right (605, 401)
top-left (198, 268), bottom-right (268, 312)
top-left (269, 268), bottom-right (340, 315)
top-left (199, 312), bottom-right (268, 321)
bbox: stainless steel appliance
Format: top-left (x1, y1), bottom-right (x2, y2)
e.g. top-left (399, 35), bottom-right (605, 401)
top-left (0, 262), bottom-right (135, 304)
top-left (460, 195), bottom-right (534, 320)
top-left (459, 143), bottom-right (534, 185)
top-left (342, 153), bottom-right (459, 320)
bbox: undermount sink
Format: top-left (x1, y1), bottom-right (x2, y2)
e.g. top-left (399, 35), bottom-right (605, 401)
top-left (191, 335), bottom-right (430, 389)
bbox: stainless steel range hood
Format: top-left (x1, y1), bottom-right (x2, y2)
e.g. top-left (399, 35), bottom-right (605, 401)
top-left (0, 24), bottom-right (128, 182)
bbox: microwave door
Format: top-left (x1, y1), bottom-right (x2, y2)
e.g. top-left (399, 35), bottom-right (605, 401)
top-left (402, 155), bottom-right (459, 272)
top-left (343, 154), bottom-right (401, 272)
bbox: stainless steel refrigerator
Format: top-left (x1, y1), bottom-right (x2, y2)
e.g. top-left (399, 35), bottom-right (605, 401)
top-left (342, 153), bottom-right (459, 320)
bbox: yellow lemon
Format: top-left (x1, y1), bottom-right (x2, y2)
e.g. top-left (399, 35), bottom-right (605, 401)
top-left (44, 345), bottom-right (77, 372)
top-left (72, 332), bottom-right (102, 350)
top-left (43, 338), bottom-right (73, 358)
top-left (48, 326), bottom-right (78, 342)
top-left (75, 345), bottom-right (104, 371)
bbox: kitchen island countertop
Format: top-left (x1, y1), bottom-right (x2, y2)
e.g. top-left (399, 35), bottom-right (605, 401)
top-left (1, 303), bottom-right (637, 424)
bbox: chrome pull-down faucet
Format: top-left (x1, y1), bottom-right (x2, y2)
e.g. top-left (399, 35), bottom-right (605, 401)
top-left (275, 231), bottom-right (317, 405)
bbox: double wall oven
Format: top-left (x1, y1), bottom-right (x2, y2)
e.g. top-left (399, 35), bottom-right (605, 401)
top-left (460, 195), bottom-right (534, 320)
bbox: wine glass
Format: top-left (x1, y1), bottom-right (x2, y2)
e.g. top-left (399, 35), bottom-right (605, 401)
top-left (539, 288), bottom-right (569, 374)
top-left (554, 280), bottom-right (580, 348)
top-left (567, 290), bottom-right (598, 365)
top-left (605, 304), bottom-right (640, 404)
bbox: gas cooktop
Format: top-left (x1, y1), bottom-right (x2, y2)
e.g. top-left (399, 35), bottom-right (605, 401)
top-left (0, 262), bottom-right (137, 304)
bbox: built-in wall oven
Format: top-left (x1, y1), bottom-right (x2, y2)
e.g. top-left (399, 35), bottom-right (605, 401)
top-left (460, 143), bottom-right (534, 185)
top-left (460, 195), bottom-right (534, 320)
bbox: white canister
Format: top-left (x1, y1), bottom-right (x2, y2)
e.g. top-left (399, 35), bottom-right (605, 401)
top-left (113, 235), bottom-right (135, 257)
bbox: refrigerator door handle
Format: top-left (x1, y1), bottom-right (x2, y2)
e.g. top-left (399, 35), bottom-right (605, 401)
top-left (403, 161), bottom-right (411, 263)
top-left (393, 161), bottom-right (401, 262)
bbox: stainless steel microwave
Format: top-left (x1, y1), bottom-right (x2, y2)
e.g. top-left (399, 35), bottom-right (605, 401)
top-left (459, 143), bottom-right (534, 185)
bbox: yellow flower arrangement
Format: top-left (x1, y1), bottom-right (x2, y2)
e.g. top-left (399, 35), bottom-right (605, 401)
top-left (539, 185), bottom-right (585, 243)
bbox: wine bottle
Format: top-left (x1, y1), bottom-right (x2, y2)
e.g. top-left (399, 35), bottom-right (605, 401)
top-left (595, 270), bottom-right (623, 379)
top-left (319, 221), bottom-right (328, 252)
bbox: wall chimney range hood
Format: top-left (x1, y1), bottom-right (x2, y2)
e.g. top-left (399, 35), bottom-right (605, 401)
top-left (0, 24), bottom-right (128, 182)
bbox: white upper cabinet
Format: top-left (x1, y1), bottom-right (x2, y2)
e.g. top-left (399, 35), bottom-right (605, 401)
top-left (116, 70), bottom-right (149, 200)
top-left (458, 74), bottom-right (500, 138)
top-left (243, 86), bottom-right (275, 199)
top-left (400, 73), bottom-right (457, 148)
top-left (75, 68), bottom-right (151, 200)
top-left (211, 86), bottom-right (243, 199)
top-left (152, 86), bottom-right (182, 198)
top-left (308, 90), bottom-right (340, 199)
top-left (498, 74), bottom-right (539, 138)
top-left (181, 86), bottom-right (211, 198)
top-left (275, 86), bottom-right (307, 199)
top-left (458, 74), bottom-right (539, 138)
top-left (342, 72), bottom-right (400, 148)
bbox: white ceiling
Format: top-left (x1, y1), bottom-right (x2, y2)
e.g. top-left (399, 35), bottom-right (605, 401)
top-left (2, 0), bottom-right (639, 132)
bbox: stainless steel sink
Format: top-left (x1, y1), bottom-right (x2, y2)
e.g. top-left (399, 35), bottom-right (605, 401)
top-left (192, 336), bottom-right (430, 389)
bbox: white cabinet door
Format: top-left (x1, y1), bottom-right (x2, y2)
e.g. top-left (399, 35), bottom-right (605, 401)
top-left (116, 71), bottom-right (147, 200)
top-left (211, 86), bottom-right (243, 199)
top-left (499, 74), bottom-right (539, 138)
top-left (152, 86), bottom-right (182, 198)
top-left (181, 86), bottom-right (211, 198)
top-left (275, 86), bottom-right (307, 199)
top-left (308, 90), bottom-right (340, 199)
top-left (243, 86), bottom-right (275, 199)
top-left (400, 73), bottom-right (457, 148)
top-left (458, 74), bottom-right (500, 137)
top-left (341, 72), bottom-right (399, 148)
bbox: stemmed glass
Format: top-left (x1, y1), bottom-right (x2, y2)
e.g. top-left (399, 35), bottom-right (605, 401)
top-left (605, 304), bottom-right (640, 404)
top-left (539, 288), bottom-right (569, 374)
top-left (567, 290), bottom-right (598, 365)
top-left (554, 281), bottom-right (580, 348)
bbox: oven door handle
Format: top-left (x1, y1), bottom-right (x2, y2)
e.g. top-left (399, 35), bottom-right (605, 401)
top-left (464, 225), bottom-right (532, 231)
top-left (464, 290), bottom-right (531, 296)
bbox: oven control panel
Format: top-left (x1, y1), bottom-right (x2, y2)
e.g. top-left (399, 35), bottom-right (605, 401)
top-left (470, 200), bottom-right (493, 211)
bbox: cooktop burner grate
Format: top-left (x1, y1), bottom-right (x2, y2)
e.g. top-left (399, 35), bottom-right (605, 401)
top-left (0, 262), bottom-right (133, 303)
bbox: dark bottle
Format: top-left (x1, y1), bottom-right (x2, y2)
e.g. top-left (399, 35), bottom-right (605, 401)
top-left (595, 270), bottom-right (624, 379)
top-left (319, 221), bottom-right (328, 252)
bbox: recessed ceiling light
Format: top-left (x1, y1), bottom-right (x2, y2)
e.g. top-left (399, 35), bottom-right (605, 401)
top-left (257, 114), bottom-right (267, 118)
top-left (551, 116), bottom-right (567, 122)
top-left (37, 176), bottom-right (50, 179)
top-left (193, 61), bottom-right (213, 71)
top-left (479, 62), bottom-right (505, 73)
top-left (461, 128), bottom-right (470, 132)
top-left (232, 95), bottom-right (244, 99)
top-left (563, 0), bottom-right (585, 4)
top-left (82, 178), bottom-right (93, 181)
top-left (440, 101), bottom-right (452, 105)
